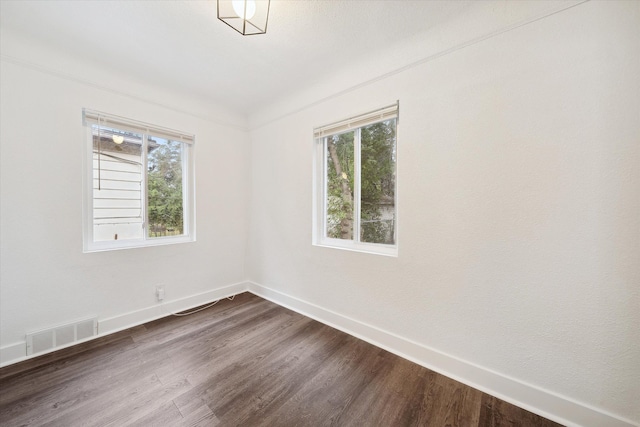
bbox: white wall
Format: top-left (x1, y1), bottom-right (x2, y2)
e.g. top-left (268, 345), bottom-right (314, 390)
top-left (1, 1), bottom-right (638, 425)
top-left (247, 1), bottom-right (639, 425)
top-left (0, 37), bottom-right (251, 360)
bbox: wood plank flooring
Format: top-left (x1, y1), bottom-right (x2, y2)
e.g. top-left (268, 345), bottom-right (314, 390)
top-left (0, 293), bottom-right (563, 426)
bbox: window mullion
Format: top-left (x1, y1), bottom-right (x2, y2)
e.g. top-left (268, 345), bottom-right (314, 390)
top-left (142, 133), bottom-right (149, 240)
top-left (353, 128), bottom-right (361, 243)
top-left (181, 143), bottom-right (188, 236)
top-left (322, 137), bottom-right (329, 239)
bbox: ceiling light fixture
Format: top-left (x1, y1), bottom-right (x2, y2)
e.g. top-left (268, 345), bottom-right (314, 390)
top-left (217, 0), bottom-right (270, 36)
top-left (112, 135), bottom-right (124, 145)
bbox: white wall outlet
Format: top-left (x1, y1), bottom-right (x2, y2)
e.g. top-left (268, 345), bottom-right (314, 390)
top-left (156, 285), bottom-right (165, 302)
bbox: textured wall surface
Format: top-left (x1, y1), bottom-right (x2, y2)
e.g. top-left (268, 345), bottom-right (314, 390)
top-left (1, 0), bottom-right (638, 424)
top-left (246, 1), bottom-right (639, 423)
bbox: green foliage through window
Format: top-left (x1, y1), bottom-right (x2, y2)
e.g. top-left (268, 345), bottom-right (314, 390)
top-left (324, 118), bottom-right (396, 245)
top-left (147, 138), bottom-right (183, 237)
top-left (360, 121), bottom-right (396, 244)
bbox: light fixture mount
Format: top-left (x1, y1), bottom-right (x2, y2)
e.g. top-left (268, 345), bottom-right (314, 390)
top-left (217, 0), bottom-right (270, 36)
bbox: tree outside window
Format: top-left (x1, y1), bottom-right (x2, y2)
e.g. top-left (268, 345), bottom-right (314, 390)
top-left (315, 105), bottom-right (398, 256)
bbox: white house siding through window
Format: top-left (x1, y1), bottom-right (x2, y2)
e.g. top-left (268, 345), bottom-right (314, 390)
top-left (92, 126), bottom-right (147, 242)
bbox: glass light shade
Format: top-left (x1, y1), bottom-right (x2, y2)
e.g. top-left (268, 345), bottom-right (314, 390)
top-left (218, 0), bottom-right (270, 35)
top-left (232, 0), bottom-right (256, 20)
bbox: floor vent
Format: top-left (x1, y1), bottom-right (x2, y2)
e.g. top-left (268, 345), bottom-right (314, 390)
top-left (26, 317), bottom-right (98, 356)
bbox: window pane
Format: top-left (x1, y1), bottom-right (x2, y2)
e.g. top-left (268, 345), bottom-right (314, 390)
top-left (147, 136), bottom-right (184, 238)
top-left (360, 119), bottom-right (396, 244)
top-left (326, 132), bottom-right (354, 240)
top-left (92, 125), bottom-right (144, 242)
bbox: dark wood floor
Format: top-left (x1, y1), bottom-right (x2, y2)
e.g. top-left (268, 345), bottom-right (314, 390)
top-left (0, 293), bottom-right (562, 426)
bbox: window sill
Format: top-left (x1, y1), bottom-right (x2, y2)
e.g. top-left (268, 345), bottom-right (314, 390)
top-left (313, 239), bottom-right (398, 257)
top-left (83, 235), bottom-right (195, 253)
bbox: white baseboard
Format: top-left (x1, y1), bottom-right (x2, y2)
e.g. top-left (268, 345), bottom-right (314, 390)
top-left (0, 342), bottom-right (26, 367)
top-left (247, 281), bottom-right (638, 427)
top-left (0, 281), bottom-right (249, 368)
top-left (98, 281), bottom-right (248, 335)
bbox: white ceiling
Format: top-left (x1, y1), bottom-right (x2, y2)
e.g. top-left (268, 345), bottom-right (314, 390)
top-left (0, 0), bottom-right (474, 116)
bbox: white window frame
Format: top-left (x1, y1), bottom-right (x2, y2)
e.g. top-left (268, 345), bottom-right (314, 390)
top-left (82, 109), bottom-right (196, 252)
top-left (312, 103), bottom-right (399, 257)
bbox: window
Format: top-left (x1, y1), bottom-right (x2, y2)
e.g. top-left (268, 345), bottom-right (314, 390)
top-left (313, 103), bottom-right (398, 256)
top-left (82, 109), bottom-right (195, 252)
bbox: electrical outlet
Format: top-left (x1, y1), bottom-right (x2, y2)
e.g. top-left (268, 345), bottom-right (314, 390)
top-left (156, 285), bottom-right (165, 302)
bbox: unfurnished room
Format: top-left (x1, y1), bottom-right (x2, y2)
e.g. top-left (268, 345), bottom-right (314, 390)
top-left (0, 1), bottom-right (638, 426)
